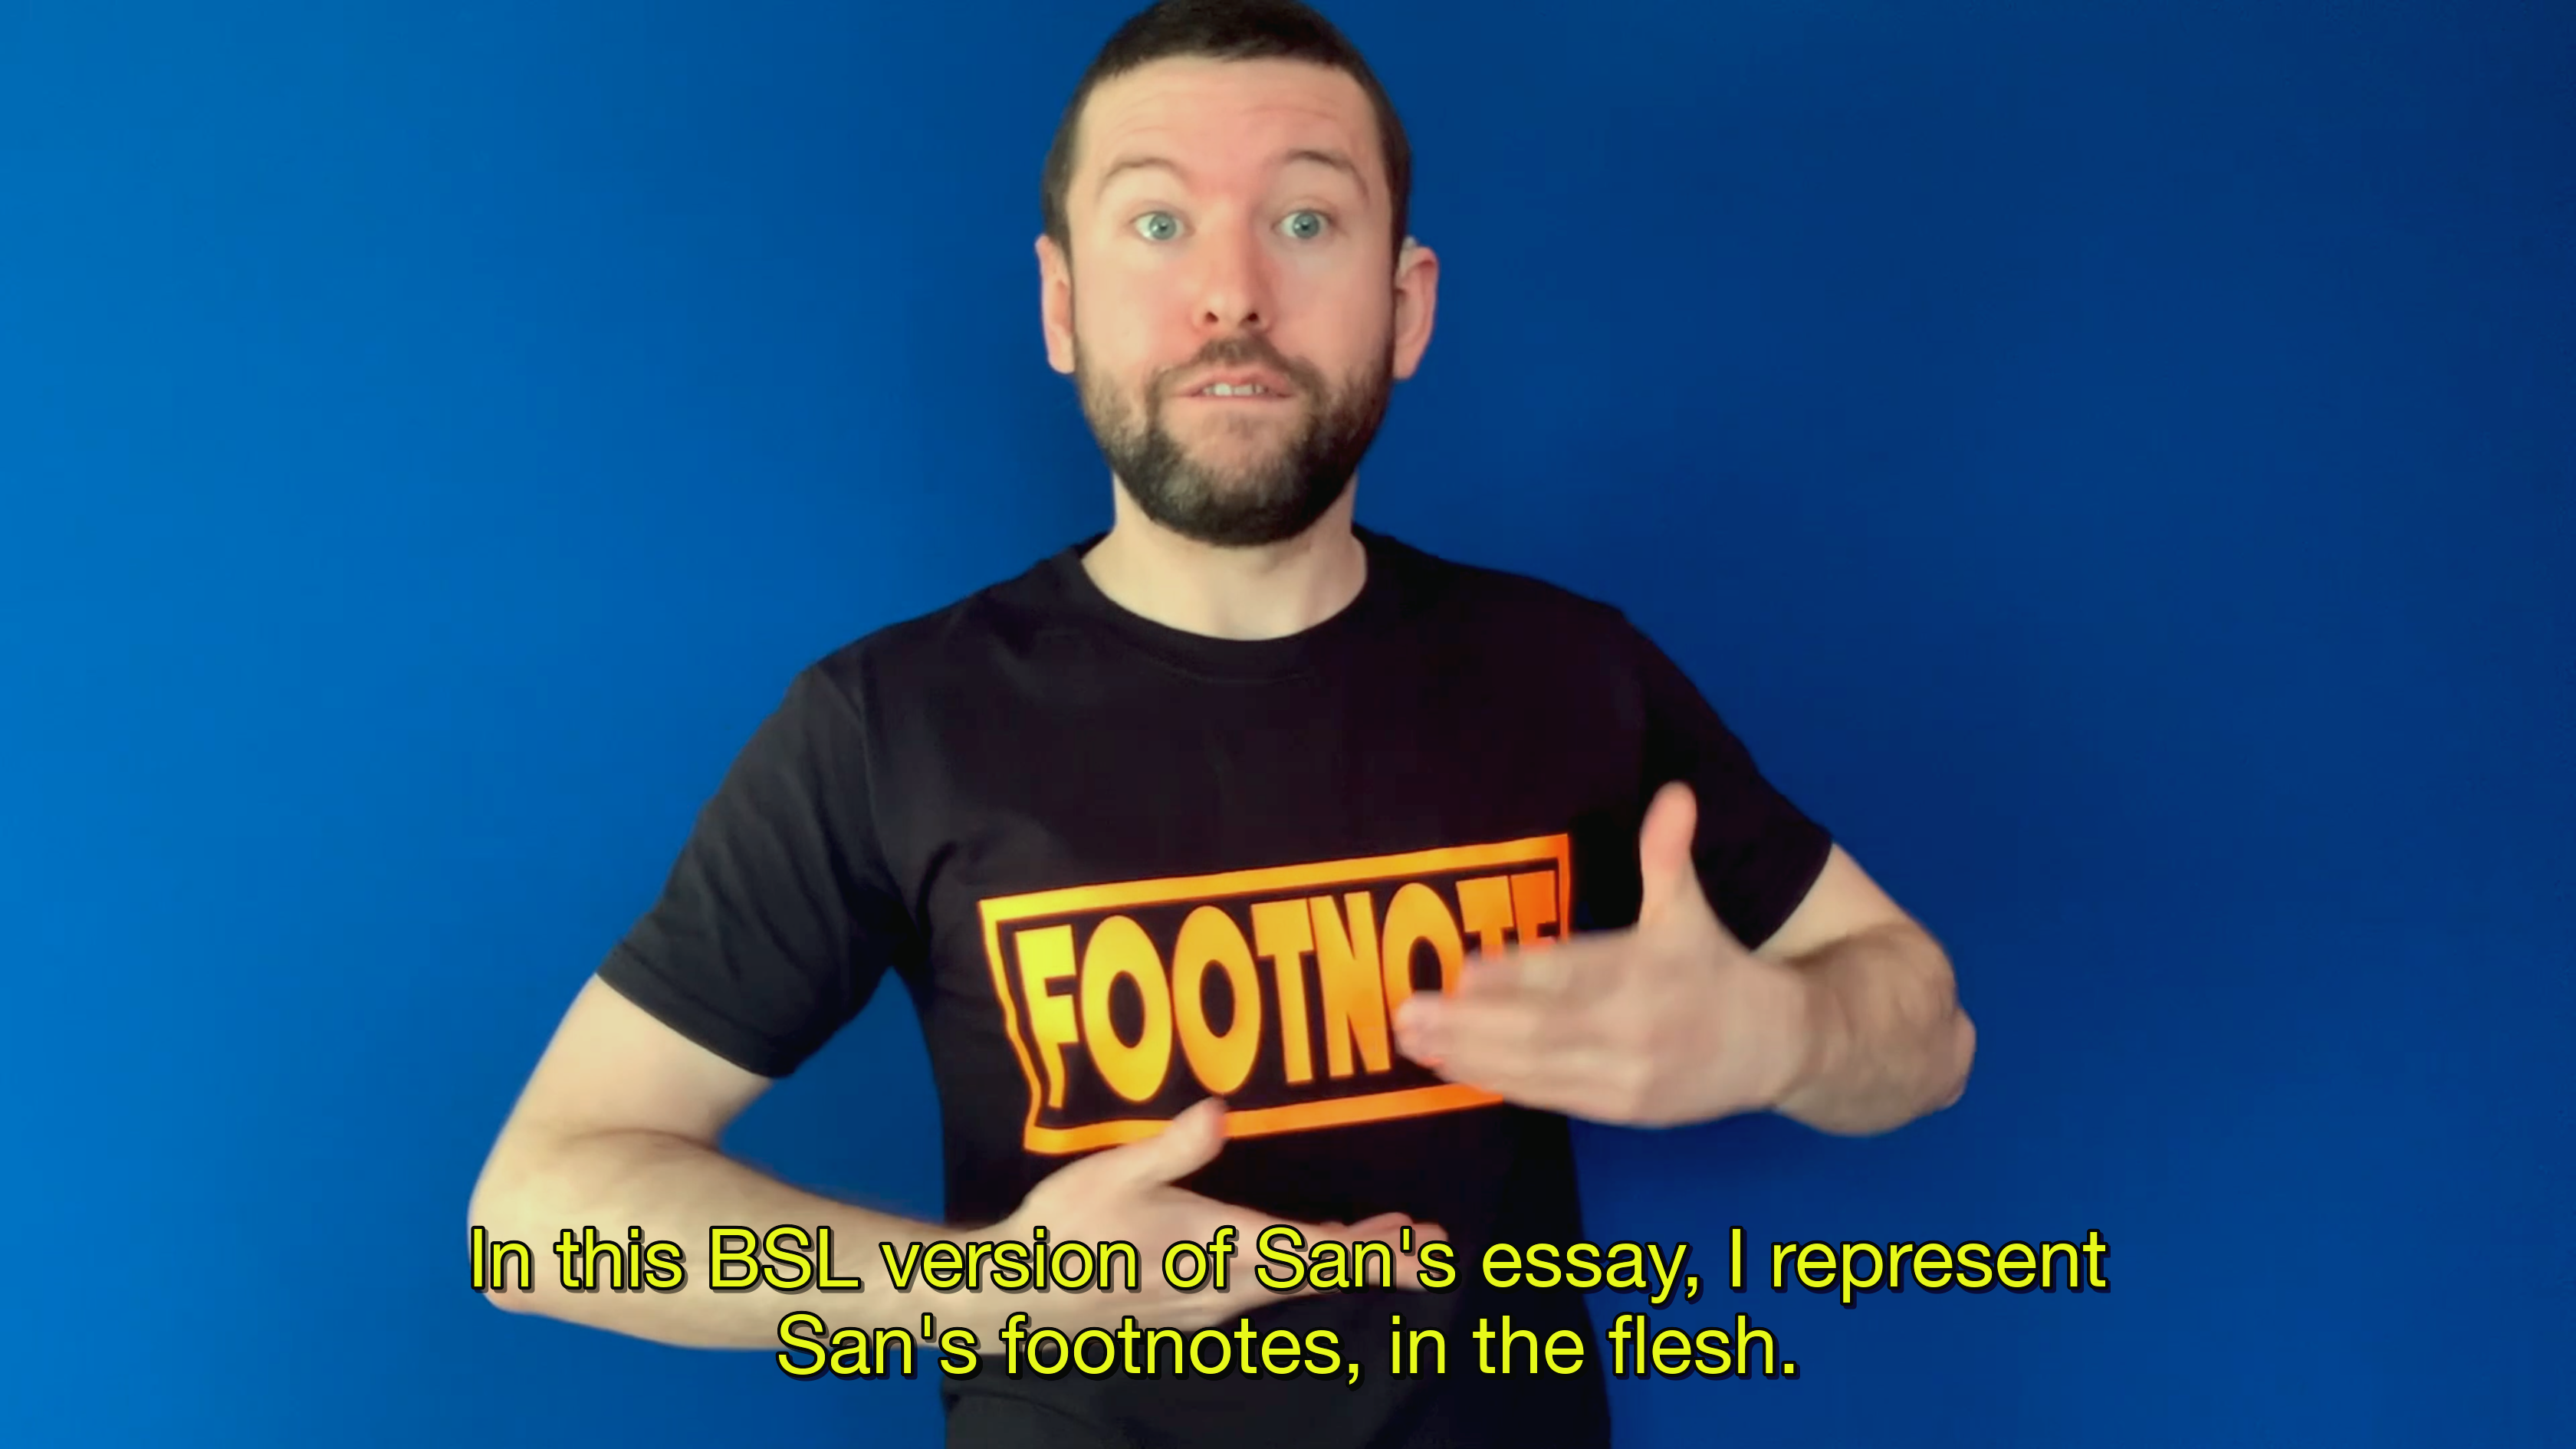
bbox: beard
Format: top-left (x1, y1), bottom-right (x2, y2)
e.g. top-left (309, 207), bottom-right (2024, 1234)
top-left (1075, 329), bottom-right (1395, 548)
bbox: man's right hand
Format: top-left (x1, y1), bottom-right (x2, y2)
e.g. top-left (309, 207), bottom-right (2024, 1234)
top-left (984, 1097), bottom-right (1448, 1332)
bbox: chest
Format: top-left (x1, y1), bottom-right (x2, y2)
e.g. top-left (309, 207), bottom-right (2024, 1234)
top-left (869, 645), bottom-right (1651, 1188)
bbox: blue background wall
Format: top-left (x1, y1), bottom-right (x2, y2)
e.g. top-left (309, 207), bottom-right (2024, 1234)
top-left (4, 1), bottom-right (2568, 1444)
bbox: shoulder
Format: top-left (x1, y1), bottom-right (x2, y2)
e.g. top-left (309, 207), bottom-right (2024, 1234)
top-left (1368, 529), bottom-right (1658, 718)
top-left (790, 548), bottom-right (1078, 706)
top-left (1367, 527), bottom-right (1638, 642)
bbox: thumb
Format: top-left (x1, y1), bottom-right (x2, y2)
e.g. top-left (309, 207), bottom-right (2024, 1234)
top-left (1636, 780), bottom-right (1705, 925)
top-left (1112, 1097), bottom-right (1230, 1189)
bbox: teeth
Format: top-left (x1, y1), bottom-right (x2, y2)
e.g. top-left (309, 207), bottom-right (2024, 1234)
top-left (1204, 383), bottom-right (1270, 396)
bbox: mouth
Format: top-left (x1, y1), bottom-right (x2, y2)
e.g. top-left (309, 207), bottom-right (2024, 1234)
top-left (1175, 368), bottom-right (1293, 401)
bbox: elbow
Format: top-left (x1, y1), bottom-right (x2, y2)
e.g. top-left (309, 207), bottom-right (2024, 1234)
top-left (1933, 1007), bottom-right (1976, 1112)
top-left (468, 1150), bottom-right (553, 1317)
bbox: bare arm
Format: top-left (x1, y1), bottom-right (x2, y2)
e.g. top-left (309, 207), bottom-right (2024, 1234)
top-left (470, 977), bottom-right (1447, 1349)
top-left (468, 976), bottom-right (984, 1347)
top-left (1757, 845), bottom-right (1976, 1135)
top-left (1388, 793), bottom-right (1973, 1135)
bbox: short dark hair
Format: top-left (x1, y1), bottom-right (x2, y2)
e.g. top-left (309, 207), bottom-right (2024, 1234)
top-left (1040, 0), bottom-right (1412, 259)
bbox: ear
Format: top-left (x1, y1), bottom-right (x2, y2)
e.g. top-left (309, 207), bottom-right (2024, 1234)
top-left (1391, 235), bottom-right (1438, 382)
top-left (1037, 234), bottom-right (1076, 376)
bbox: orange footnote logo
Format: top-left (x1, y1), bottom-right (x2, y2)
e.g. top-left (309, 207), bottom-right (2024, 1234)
top-left (978, 834), bottom-right (1573, 1154)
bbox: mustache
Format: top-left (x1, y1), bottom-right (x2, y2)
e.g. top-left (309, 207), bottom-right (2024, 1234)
top-left (1155, 335), bottom-right (1329, 396)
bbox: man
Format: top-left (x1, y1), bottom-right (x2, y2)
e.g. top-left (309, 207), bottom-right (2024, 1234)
top-left (469, 1), bottom-right (1976, 1444)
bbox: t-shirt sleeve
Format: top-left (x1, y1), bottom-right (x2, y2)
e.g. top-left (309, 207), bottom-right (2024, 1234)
top-left (1624, 616), bottom-right (1835, 952)
top-left (595, 664), bottom-right (919, 1079)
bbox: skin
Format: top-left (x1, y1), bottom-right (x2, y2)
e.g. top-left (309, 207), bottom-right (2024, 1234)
top-left (467, 58), bottom-right (1457, 1355)
top-left (1037, 56), bottom-right (1437, 642)
top-left (468, 51), bottom-right (1972, 1360)
top-left (1037, 58), bottom-right (1973, 1135)
top-left (1392, 782), bottom-right (1978, 1135)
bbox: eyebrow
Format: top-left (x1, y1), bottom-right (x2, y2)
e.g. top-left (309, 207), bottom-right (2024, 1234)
top-left (1093, 147), bottom-right (1370, 202)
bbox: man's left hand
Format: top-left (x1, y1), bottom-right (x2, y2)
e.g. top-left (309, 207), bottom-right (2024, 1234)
top-left (1391, 782), bottom-right (1819, 1128)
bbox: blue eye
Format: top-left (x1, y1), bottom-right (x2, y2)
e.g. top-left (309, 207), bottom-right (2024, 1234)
top-left (1134, 212), bottom-right (1181, 242)
top-left (1280, 209), bottom-right (1329, 241)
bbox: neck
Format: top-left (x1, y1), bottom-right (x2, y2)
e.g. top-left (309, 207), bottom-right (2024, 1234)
top-left (1080, 481), bottom-right (1368, 641)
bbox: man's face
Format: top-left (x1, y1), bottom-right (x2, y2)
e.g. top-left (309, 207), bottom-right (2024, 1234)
top-left (1040, 57), bottom-right (1437, 547)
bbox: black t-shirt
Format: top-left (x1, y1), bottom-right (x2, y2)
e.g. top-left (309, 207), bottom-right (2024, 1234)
top-left (598, 524), bottom-right (1832, 1448)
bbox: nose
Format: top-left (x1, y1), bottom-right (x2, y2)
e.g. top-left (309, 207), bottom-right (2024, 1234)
top-left (1191, 216), bottom-right (1274, 336)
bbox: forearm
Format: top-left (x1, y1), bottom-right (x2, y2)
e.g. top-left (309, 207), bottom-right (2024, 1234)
top-left (471, 1126), bottom-right (998, 1349)
top-left (1772, 922), bottom-right (1975, 1135)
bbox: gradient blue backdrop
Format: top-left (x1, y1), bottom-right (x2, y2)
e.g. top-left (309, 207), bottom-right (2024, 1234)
top-left (3, 1), bottom-right (2569, 1444)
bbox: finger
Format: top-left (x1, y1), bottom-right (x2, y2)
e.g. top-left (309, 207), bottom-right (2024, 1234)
top-left (1636, 781), bottom-right (1706, 925)
top-left (1313, 1211), bottom-right (1433, 1237)
top-left (1430, 1043), bottom-right (1634, 1122)
top-left (1184, 1204), bottom-right (1399, 1263)
top-left (1349, 1214), bottom-right (1448, 1254)
top-left (1381, 1218), bottom-right (1451, 1292)
top-left (1273, 1216), bottom-right (1448, 1292)
top-left (1399, 958), bottom-right (1565, 1064)
top-left (1456, 938), bottom-right (1611, 1001)
top-left (1514, 951), bottom-right (1570, 997)
top-left (1398, 940), bottom-right (1616, 1069)
top-left (1414, 1017), bottom-right (1628, 1118)
top-left (1252, 1212), bottom-right (1417, 1251)
top-left (1109, 1097), bottom-right (1230, 1191)
top-left (1456, 948), bottom-right (1538, 998)
top-left (1257, 1214), bottom-right (1434, 1247)
top-left (1397, 993), bottom-right (1558, 1076)
top-left (1207, 1220), bottom-right (1359, 1301)
top-left (1453, 955), bottom-right (1520, 1001)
